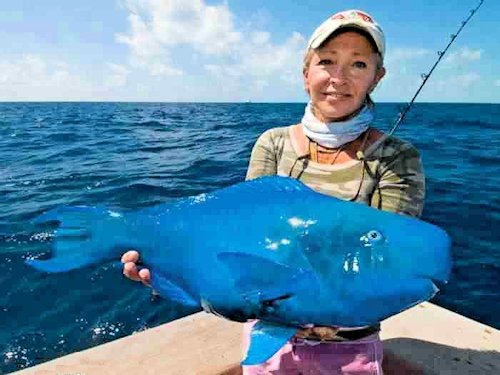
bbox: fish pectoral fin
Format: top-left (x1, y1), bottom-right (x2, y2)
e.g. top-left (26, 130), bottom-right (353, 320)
top-left (150, 272), bottom-right (199, 308)
top-left (242, 321), bottom-right (297, 365)
top-left (218, 252), bottom-right (315, 303)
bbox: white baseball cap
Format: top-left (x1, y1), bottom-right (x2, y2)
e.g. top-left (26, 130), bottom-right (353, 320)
top-left (307, 10), bottom-right (385, 59)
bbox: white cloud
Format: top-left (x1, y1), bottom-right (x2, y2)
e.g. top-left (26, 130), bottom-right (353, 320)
top-left (115, 10), bottom-right (182, 76)
top-left (378, 44), bottom-right (485, 102)
top-left (455, 72), bottom-right (481, 88)
top-left (117, 0), bottom-right (306, 87)
top-left (0, 54), bottom-right (87, 88)
top-left (432, 72), bottom-right (481, 90)
top-left (149, 62), bottom-right (183, 76)
top-left (250, 31), bottom-right (271, 45)
top-left (387, 47), bottom-right (431, 62)
top-left (105, 63), bottom-right (130, 87)
top-left (0, 10), bottom-right (24, 22)
top-left (0, 55), bottom-right (136, 101)
top-left (117, 0), bottom-right (242, 76)
top-left (443, 47), bottom-right (482, 65)
top-left (383, 47), bottom-right (432, 77)
top-left (116, 12), bottom-right (165, 61)
top-left (240, 32), bottom-right (305, 78)
top-left (204, 33), bottom-right (305, 89)
top-left (253, 79), bottom-right (269, 92)
top-left (495, 79), bottom-right (500, 87)
top-left (203, 64), bottom-right (241, 78)
top-left (385, 46), bottom-right (481, 68)
top-left (0, 55), bottom-right (93, 100)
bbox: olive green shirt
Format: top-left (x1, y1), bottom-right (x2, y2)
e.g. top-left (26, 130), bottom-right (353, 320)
top-left (246, 126), bottom-right (425, 218)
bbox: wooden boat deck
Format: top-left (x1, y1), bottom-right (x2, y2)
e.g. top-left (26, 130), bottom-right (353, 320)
top-left (14, 302), bottom-right (499, 374)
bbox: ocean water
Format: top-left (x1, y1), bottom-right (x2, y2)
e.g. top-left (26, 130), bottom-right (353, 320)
top-left (0, 102), bottom-right (498, 372)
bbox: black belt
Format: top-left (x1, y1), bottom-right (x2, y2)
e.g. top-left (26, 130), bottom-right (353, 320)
top-left (334, 325), bottom-right (380, 341)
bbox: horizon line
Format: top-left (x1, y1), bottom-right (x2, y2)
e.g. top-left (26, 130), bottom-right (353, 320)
top-left (0, 100), bottom-right (498, 105)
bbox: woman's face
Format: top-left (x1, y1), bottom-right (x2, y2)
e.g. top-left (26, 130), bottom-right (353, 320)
top-left (303, 31), bottom-right (385, 122)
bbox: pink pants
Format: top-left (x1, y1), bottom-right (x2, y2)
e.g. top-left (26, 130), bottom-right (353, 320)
top-left (241, 322), bottom-right (383, 375)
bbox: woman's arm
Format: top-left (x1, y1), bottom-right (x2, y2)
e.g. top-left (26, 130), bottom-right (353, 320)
top-left (245, 130), bottom-right (278, 180)
top-left (371, 143), bottom-right (425, 218)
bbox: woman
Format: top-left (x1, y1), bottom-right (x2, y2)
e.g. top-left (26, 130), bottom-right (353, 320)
top-left (122, 9), bottom-right (425, 374)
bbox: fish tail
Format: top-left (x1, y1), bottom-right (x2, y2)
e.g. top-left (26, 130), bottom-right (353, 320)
top-left (26, 206), bottom-right (128, 273)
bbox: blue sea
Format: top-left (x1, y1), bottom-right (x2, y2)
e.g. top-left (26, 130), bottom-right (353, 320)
top-left (0, 102), bottom-right (498, 372)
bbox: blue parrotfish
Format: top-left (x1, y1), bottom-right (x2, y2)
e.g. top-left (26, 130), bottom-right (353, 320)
top-left (26, 176), bottom-right (451, 365)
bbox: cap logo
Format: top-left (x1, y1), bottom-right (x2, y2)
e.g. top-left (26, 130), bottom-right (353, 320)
top-left (331, 14), bottom-right (346, 20)
top-left (331, 10), bottom-right (374, 24)
top-left (356, 11), bottom-right (374, 23)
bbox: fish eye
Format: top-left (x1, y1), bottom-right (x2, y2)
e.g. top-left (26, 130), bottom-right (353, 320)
top-left (367, 230), bottom-right (383, 242)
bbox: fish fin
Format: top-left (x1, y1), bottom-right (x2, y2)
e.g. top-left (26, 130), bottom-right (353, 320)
top-left (242, 321), bottom-right (297, 365)
top-left (26, 253), bottom-right (95, 273)
top-left (150, 272), bottom-right (199, 308)
top-left (33, 205), bottom-right (99, 226)
top-left (26, 206), bottom-right (125, 273)
top-left (218, 252), bottom-right (315, 303)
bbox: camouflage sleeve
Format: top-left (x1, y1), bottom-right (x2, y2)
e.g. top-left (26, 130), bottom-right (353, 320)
top-left (370, 143), bottom-right (425, 218)
top-left (245, 129), bottom-right (278, 181)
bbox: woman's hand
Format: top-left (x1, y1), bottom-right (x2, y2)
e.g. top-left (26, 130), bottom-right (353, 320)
top-left (121, 250), bottom-right (151, 286)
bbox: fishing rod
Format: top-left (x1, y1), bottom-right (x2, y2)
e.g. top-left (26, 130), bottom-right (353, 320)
top-left (362, 0), bottom-right (485, 158)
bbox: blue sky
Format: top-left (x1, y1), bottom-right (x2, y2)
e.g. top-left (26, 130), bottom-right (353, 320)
top-left (0, 0), bottom-right (497, 102)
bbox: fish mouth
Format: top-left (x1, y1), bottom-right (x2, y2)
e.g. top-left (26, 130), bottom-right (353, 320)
top-left (263, 293), bottom-right (294, 305)
top-left (414, 274), bottom-right (449, 290)
top-left (408, 276), bottom-right (446, 298)
top-left (429, 277), bottom-right (448, 291)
